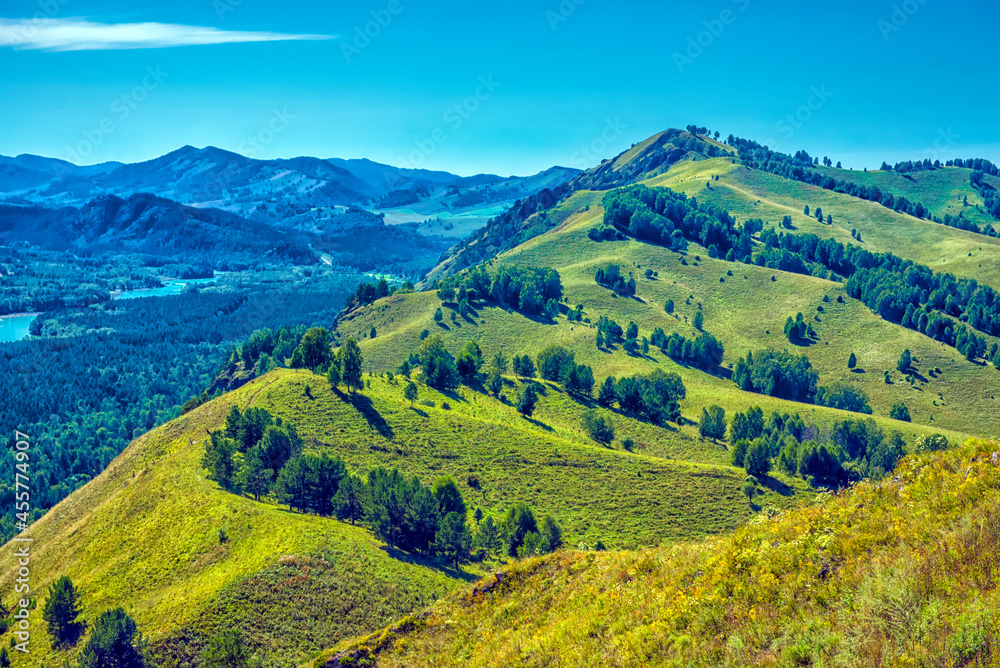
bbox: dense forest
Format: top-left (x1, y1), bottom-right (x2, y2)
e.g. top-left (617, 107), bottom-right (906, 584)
top-left (0, 278), bottom-right (359, 541)
top-left (0, 247), bottom-right (166, 315)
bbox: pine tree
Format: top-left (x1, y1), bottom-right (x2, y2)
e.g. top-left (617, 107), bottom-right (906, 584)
top-left (432, 476), bottom-right (467, 517)
top-left (897, 349), bottom-right (912, 373)
top-left (597, 376), bottom-right (617, 407)
top-left (434, 512), bottom-right (470, 568)
top-left (326, 354), bottom-right (341, 389)
top-left (699, 405), bottom-right (726, 440)
top-left (848, 352), bottom-right (857, 369)
top-left (517, 383), bottom-right (538, 417)
top-left (341, 336), bottom-right (364, 393)
top-left (890, 403), bottom-right (911, 422)
top-left (491, 351), bottom-right (508, 374)
top-left (333, 474), bottom-right (365, 525)
top-left (42, 576), bottom-right (82, 647)
top-left (403, 381), bottom-right (418, 407)
top-left (76, 608), bottom-right (147, 668)
top-left (237, 448), bottom-right (271, 501)
top-left (487, 369), bottom-right (503, 395)
top-left (744, 440), bottom-right (772, 477)
top-left (693, 310), bottom-right (704, 331)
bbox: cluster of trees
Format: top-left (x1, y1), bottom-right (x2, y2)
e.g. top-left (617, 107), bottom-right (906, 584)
top-left (587, 225), bottom-right (625, 242)
top-left (223, 325), bottom-right (308, 385)
top-left (434, 264), bottom-right (564, 318)
top-left (815, 382), bottom-right (873, 414)
top-left (0, 246), bottom-right (162, 315)
top-left (201, 406), bottom-right (303, 496)
top-left (947, 158), bottom-right (1000, 175)
top-left (595, 315), bottom-right (625, 347)
top-left (649, 327), bottom-right (725, 369)
top-left (732, 349), bottom-right (818, 403)
top-left (42, 577), bottom-right (152, 668)
top-left (204, 415), bottom-right (563, 567)
top-left (594, 264), bottom-right (636, 296)
top-left (596, 369), bottom-right (686, 425)
top-left (783, 312), bottom-right (816, 342)
top-left (602, 185), bottom-right (752, 260)
top-left (412, 334), bottom-right (463, 390)
top-left (970, 169), bottom-right (1000, 221)
top-left (733, 349), bottom-right (875, 414)
top-left (0, 283), bottom-right (351, 542)
top-left (726, 407), bottom-right (916, 485)
top-left (536, 345), bottom-right (595, 396)
top-left (729, 137), bottom-right (942, 224)
top-left (344, 277), bottom-right (414, 309)
top-left (595, 178), bottom-right (997, 367)
top-left (844, 266), bottom-right (992, 360)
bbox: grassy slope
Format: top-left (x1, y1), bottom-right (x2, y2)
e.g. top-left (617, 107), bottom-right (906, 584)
top-left (0, 372), bottom-right (458, 668)
top-left (318, 438), bottom-right (1000, 668)
top-left (250, 368), bottom-right (808, 547)
top-left (645, 157), bottom-right (1000, 291)
top-left (0, 362), bottom-right (828, 668)
top-left (812, 163), bottom-right (998, 232)
top-left (339, 192), bottom-right (993, 438)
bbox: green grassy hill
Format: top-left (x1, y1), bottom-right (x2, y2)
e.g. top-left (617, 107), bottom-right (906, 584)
top-left (338, 193), bottom-right (997, 438)
top-left (644, 159), bottom-right (1000, 291)
top-left (6, 128), bottom-right (998, 668)
top-left (0, 364), bottom-right (832, 668)
top-left (0, 373), bottom-right (460, 668)
top-left (315, 437), bottom-right (1000, 667)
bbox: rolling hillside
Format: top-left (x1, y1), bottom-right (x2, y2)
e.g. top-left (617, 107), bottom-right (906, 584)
top-left (317, 438), bottom-right (1000, 667)
top-left (4, 126), bottom-right (998, 668)
top-left (2, 361), bottom-right (840, 668)
top-left (337, 189), bottom-right (1000, 438)
top-left (0, 372), bottom-right (460, 668)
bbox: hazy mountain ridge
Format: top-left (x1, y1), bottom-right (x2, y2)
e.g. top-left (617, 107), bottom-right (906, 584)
top-left (0, 148), bottom-right (581, 235)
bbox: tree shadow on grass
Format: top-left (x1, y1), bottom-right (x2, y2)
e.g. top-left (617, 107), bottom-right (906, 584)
top-left (758, 475), bottom-right (795, 497)
top-left (410, 407), bottom-right (429, 418)
top-left (380, 545), bottom-right (479, 581)
top-left (53, 623), bottom-right (86, 650)
top-left (347, 392), bottom-right (394, 439)
top-left (851, 368), bottom-right (866, 374)
top-left (522, 416), bottom-right (554, 432)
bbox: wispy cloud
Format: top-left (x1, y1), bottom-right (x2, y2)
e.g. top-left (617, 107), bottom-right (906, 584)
top-left (0, 18), bottom-right (334, 51)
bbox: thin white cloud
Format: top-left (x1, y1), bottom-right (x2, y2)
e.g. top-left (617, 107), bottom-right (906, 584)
top-left (0, 18), bottom-right (334, 51)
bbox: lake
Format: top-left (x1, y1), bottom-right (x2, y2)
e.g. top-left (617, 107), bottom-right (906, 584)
top-left (0, 314), bottom-right (38, 343)
top-left (114, 276), bottom-right (218, 300)
top-left (0, 276), bottom-right (220, 342)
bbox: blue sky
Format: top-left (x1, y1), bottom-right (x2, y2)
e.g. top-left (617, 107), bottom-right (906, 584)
top-left (1, 0), bottom-right (998, 176)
